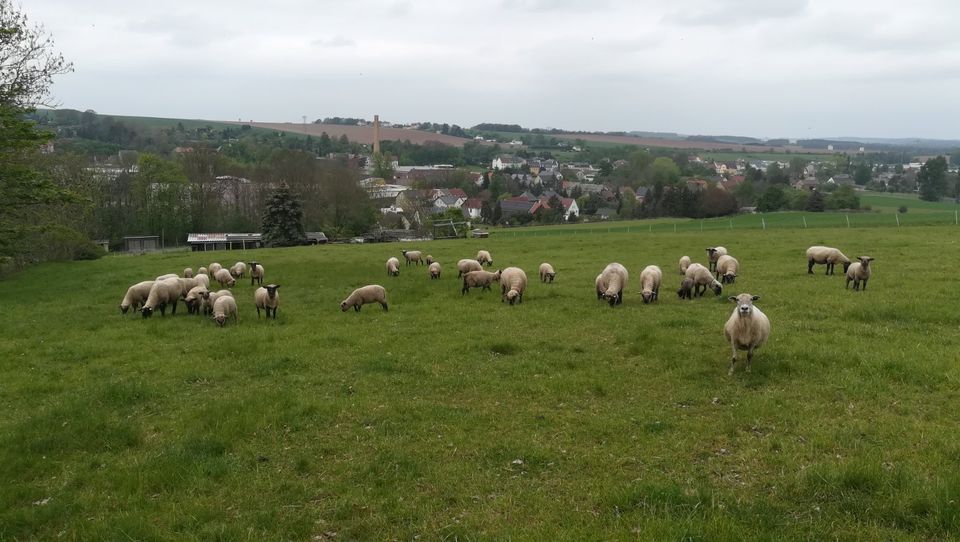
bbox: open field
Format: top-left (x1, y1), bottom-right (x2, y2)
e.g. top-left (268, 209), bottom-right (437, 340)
top-left (3, 225), bottom-right (960, 539)
top-left (859, 191), bottom-right (960, 213)
top-left (234, 121), bottom-right (476, 148)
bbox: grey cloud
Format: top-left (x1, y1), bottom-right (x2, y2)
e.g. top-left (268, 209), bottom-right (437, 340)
top-left (311, 36), bottom-right (356, 48)
top-left (667, 0), bottom-right (808, 26)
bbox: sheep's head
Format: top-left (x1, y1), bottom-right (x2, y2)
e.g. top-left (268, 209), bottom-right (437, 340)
top-left (265, 284), bottom-right (280, 298)
top-left (120, 304), bottom-right (129, 314)
top-left (641, 290), bottom-right (655, 304)
top-left (729, 294), bottom-right (760, 317)
top-left (706, 247), bottom-right (717, 258)
top-left (227, 278), bottom-right (236, 287)
top-left (493, 270), bottom-right (502, 281)
top-left (547, 273), bottom-right (555, 282)
top-left (339, 301), bottom-right (349, 312)
top-left (858, 256), bottom-right (874, 268)
top-left (507, 290), bottom-right (520, 305)
top-left (214, 314), bottom-right (227, 326)
top-left (711, 282), bottom-right (723, 296)
top-left (141, 306), bottom-right (154, 318)
top-left (723, 272), bottom-right (737, 284)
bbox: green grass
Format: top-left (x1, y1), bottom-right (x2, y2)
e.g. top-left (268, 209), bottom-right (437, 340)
top-left (3, 225), bottom-right (960, 539)
top-left (859, 191), bottom-right (960, 213)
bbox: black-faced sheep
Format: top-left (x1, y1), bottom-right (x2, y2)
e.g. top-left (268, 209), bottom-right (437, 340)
top-left (845, 256), bottom-right (874, 291)
top-left (248, 262), bottom-right (264, 286)
top-left (254, 284), bottom-right (280, 318)
top-left (679, 256), bottom-right (691, 275)
top-left (214, 268), bottom-right (236, 287)
top-left (185, 286), bottom-right (209, 314)
top-left (597, 263), bottom-right (628, 307)
top-left (457, 259), bottom-right (483, 277)
top-left (141, 278), bottom-right (182, 318)
top-left (539, 263), bottom-right (556, 283)
top-left (807, 246), bottom-right (851, 275)
top-left (500, 267), bottom-right (527, 305)
top-left (386, 257), bottom-right (400, 277)
top-left (428, 262), bottom-right (442, 279)
top-left (685, 263), bottom-right (722, 297)
top-left (401, 250), bottom-right (424, 266)
top-left (677, 278), bottom-right (694, 300)
top-left (340, 285), bottom-right (388, 312)
top-left (212, 295), bottom-right (238, 327)
top-left (229, 261), bottom-right (247, 279)
top-left (706, 246), bottom-right (728, 272)
top-left (476, 250), bottom-right (493, 267)
top-left (183, 267), bottom-right (194, 278)
top-left (715, 255), bottom-right (739, 284)
top-left (120, 280), bottom-right (154, 314)
top-left (723, 293), bottom-right (770, 375)
top-left (462, 270), bottom-right (501, 295)
top-left (639, 265), bottom-right (662, 304)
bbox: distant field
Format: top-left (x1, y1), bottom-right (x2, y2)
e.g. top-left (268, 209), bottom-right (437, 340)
top-left (701, 151), bottom-right (835, 162)
top-left (3, 223), bottom-right (960, 539)
top-left (236, 121), bottom-right (476, 147)
top-left (859, 191), bottom-right (960, 213)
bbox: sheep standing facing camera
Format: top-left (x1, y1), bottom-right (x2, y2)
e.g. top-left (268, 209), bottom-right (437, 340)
top-left (254, 284), bottom-right (281, 319)
top-left (845, 256), bottom-right (874, 291)
top-left (723, 293), bottom-right (770, 375)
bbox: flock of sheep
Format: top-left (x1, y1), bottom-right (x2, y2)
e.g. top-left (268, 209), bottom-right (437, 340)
top-left (118, 260), bottom-right (280, 326)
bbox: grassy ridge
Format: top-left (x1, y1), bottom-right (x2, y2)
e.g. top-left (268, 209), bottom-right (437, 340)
top-left (2, 226), bottom-right (960, 539)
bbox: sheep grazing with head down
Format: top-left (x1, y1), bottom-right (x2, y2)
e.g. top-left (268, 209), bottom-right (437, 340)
top-left (845, 256), bottom-right (874, 291)
top-left (679, 256), bottom-right (691, 275)
top-left (476, 250), bottom-right (493, 267)
top-left (425, 255), bottom-right (434, 265)
top-left (214, 268), bottom-right (236, 287)
top-left (807, 246), bottom-right (851, 275)
top-left (229, 261), bottom-right (247, 279)
top-left (677, 278), bottom-right (694, 300)
top-left (597, 263), bottom-right (629, 307)
top-left (183, 267), bottom-right (194, 279)
top-left (254, 284), bottom-right (281, 318)
top-left (202, 289), bottom-right (233, 316)
top-left (685, 263), bottom-right (722, 297)
top-left (500, 267), bottom-right (527, 305)
top-left (120, 280), bottom-right (155, 314)
top-left (706, 246), bottom-right (728, 272)
top-left (386, 257), bottom-right (400, 277)
top-left (539, 262), bottom-right (556, 283)
top-left (428, 262), bottom-right (442, 279)
top-left (457, 259), bottom-right (483, 277)
top-left (208, 263), bottom-right (223, 276)
top-left (197, 266), bottom-right (208, 276)
top-left (184, 286), bottom-right (209, 314)
top-left (248, 262), bottom-right (264, 286)
top-left (723, 293), bottom-right (771, 375)
top-left (340, 285), bottom-right (388, 312)
top-left (401, 250), bottom-right (424, 266)
top-left (212, 295), bottom-right (238, 327)
top-left (639, 265), bottom-right (662, 304)
top-left (462, 269), bottom-right (501, 295)
top-left (141, 278), bottom-right (182, 318)
top-left (715, 255), bottom-right (740, 284)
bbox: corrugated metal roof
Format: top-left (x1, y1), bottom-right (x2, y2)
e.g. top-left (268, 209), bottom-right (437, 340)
top-left (187, 233), bottom-right (262, 243)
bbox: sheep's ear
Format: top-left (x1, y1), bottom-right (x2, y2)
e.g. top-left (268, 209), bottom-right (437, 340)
top-left (728, 296), bottom-right (737, 302)
top-left (751, 295), bottom-right (760, 301)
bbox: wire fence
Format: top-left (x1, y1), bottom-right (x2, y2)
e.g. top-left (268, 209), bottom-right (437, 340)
top-left (495, 210), bottom-right (960, 237)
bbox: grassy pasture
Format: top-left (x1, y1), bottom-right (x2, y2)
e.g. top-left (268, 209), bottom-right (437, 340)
top-left (2, 225), bottom-right (960, 540)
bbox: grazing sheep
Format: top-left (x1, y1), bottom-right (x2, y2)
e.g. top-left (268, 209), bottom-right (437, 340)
top-left (184, 286), bottom-right (209, 315)
top-left (156, 273), bottom-right (178, 281)
top-left (208, 263), bottom-right (223, 276)
top-left (457, 258), bottom-right (483, 277)
top-left (175, 277), bottom-right (206, 299)
top-left (183, 267), bottom-right (194, 278)
top-left (214, 268), bottom-right (236, 287)
top-left (724, 293), bottom-right (771, 375)
top-left (500, 267), bottom-right (527, 305)
top-left (595, 273), bottom-right (605, 300)
top-left (677, 278), bottom-right (694, 300)
top-left (386, 257), bottom-right (401, 277)
top-left (806, 246), bottom-right (851, 275)
top-left (845, 256), bottom-right (874, 291)
top-left (248, 262), bottom-right (264, 286)
top-left (212, 295), bottom-right (238, 327)
top-left (429, 262), bottom-right (442, 279)
top-left (685, 263), bottom-right (722, 297)
top-left (715, 255), bottom-right (740, 284)
top-left (254, 284), bottom-right (281, 319)
top-left (706, 246), bottom-right (728, 272)
top-left (425, 255), bottom-right (434, 265)
top-left (193, 273), bottom-right (210, 289)
top-left (597, 263), bottom-right (629, 307)
top-left (679, 255), bottom-right (691, 275)
top-left (120, 280), bottom-right (154, 315)
top-left (340, 285), bottom-right (388, 312)
top-left (462, 270), bottom-right (501, 295)
top-left (639, 265), bottom-right (662, 304)
top-left (202, 289), bottom-right (233, 316)
top-left (197, 266), bottom-right (208, 276)
top-left (401, 250), bottom-right (424, 266)
top-left (141, 278), bottom-right (181, 318)
top-left (476, 250), bottom-right (493, 267)
top-left (229, 261), bottom-right (247, 279)
top-left (539, 263), bottom-right (556, 283)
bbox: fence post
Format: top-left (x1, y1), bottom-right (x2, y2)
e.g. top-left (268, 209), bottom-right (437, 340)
top-left (956, 210), bottom-right (958, 225)
top-left (846, 214), bottom-right (850, 228)
top-left (762, 217), bottom-right (766, 230)
top-left (895, 213), bottom-right (900, 227)
top-left (729, 218), bottom-right (733, 230)
top-left (700, 220), bottom-right (703, 232)
top-left (649, 224), bottom-right (652, 233)
top-left (803, 216), bottom-right (807, 228)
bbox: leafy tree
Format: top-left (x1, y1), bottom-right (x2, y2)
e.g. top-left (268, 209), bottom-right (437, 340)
top-left (757, 185), bottom-right (788, 212)
top-left (744, 165), bottom-right (764, 184)
top-left (649, 157), bottom-right (680, 185)
top-left (372, 152), bottom-right (395, 179)
top-left (827, 185), bottom-right (860, 210)
top-left (853, 163), bottom-right (872, 186)
top-left (789, 157), bottom-right (809, 179)
top-left (618, 187), bottom-right (636, 217)
top-left (917, 156), bottom-right (948, 202)
top-left (261, 185), bottom-right (305, 247)
top-left (804, 190), bottom-right (826, 212)
top-left (766, 162), bottom-right (789, 184)
top-left (597, 161), bottom-right (613, 178)
top-left (491, 201), bottom-right (502, 224)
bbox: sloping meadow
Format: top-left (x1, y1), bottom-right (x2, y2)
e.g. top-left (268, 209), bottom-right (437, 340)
top-left (1, 225), bottom-right (959, 539)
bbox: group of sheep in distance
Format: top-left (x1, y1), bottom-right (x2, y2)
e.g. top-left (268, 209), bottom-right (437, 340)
top-left (119, 260), bottom-right (279, 326)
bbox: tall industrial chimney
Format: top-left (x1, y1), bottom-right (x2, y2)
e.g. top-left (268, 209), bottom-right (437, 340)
top-left (373, 115), bottom-right (381, 156)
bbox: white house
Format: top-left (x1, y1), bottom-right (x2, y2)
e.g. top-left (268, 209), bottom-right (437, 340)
top-left (492, 155), bottom-right (525, 170)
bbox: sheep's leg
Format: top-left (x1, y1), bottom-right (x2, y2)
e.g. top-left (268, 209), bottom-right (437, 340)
top-left (380, 301), bottom-right (388, 312)
top-left (845, 277), bottom-right (851, 289)
top-left (862, 278), bottom-right (868, 291)
top-left (354, 305), bottom-right (361, 312)
top-left (257, 307), bottom-right (261, 317)
top-left (808, 260), bottom-right (816, 274)
top-left (728, 343), bottom-right (738, 375)
top-left (746, 346), bottom-right (755, 372)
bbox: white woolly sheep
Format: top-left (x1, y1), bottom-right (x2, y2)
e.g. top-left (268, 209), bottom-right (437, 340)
top-left (845, 256), bottom-right (874, 291)
top-left (214, 268), bottom-right (236, 287)
top-left (706, 246), bottom-right (728, 272)
top-left (120, 280), bottom-right (154, 315)
top-left (248, 261), bottom-right (264, 286)
top-left (806, 246), bottom-right (851, 275)
top-left (156, 273), bottom-right (178, 281)
top-left (539, 263), bottom-right (556, 283)
top-left (193, 273), bottom-right (210, 289)
top-left (597, 263), bottom-right (629, 307)
top-left (677, 278), bottom-right (694, 300)
top-left (462, 269), bottom-right (501, 295)
top-left (679, 255), bottom-right (691, 275)
top-left (254, 284), bottom-right (281, 319)
top-left (340, 285), bottom-right (388, 312)
top-left (639, 265), bottom-right (662, 304)
top-left (595, 273), bottom-right (604, 300)
top-left (208, 263), bottom-right (223, 275)
top-left (229, 261), bottom-right (247, 279)
top-left (212, 295), bottom-right (238, 327)
top-left (401, 250), bottom-right (424, 266)
top-left (141, 278), bottom-right (181, 318)
top-left (183, 267), bottom-right (194, 278)
top-left (197, 266), bottom-right (208, 276)
top-left (685, 263), bottom-right (723, 297)
top-left (457, 259), bottom-right (483, 277)
top-left (715, 255), bottom-right (740, 284)
top-left (723, 293), bottom-right (771, 375)
top-left (184, 285), bottom-right (209, 314)
top-left (425, 255), bottom-right (434, 265)
top-left (476, 250), bottom-right (493, 267)
top-left (175, 277), bottom-right (206, 299)
top-left (500, 267), bottom-right (527, 305)
top-left (428, 262), bottom-right (441, 279)
top-left (202, 289), bottom-right (234, 316)
top-left (386, 257), bottom-right (400, 277)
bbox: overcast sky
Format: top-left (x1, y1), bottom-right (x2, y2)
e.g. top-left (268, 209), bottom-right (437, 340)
top-left (28, 0), bottom-right (960, 139)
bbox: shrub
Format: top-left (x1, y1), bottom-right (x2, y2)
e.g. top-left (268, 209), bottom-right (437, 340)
top-left (899, 206), bottom-right (908, 214)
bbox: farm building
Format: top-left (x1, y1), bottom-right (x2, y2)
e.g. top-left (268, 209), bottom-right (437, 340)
top-left (122, 235), bottom-right (160, 253)
top-left (187, 233), bottom-right (263, 251)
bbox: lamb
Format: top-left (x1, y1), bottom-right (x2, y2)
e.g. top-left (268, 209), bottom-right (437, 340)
top-left (639, 265), bottom-right (662, 304)
top-left (425, 255), bottom-right (434, 265)
top-left (806, 246), bottom-right (851, 275)
top-left (677, 278), bottom-right (694, 300)
top-left (229, 261), bottom-right (247, 279)
top-left (183, 267), bottom-right (194, 278)
top-left (715, 255), bottom-right (740, 284)
top-left (401, 250), bottom-right (424, 266)
top-left (202, 289), bottom-right (233, 316)
top-left (340, 285), bottom-right (388, 312)
top-left (595, 273), bottom-right (605, 300)
top-left (845, 256), bottom-right (874, 291)
top-left (462, 269), bottom-right (501, 295)
top-left (386, 257), bottom-right (400, 277)
top-left (248, 262), bottom-right (264, 286)
top-left (685, 263), bottom-right (723, 297)
top-left (597, 263), bottom-right (628, 307)
top-left (184, 285), bottom-right (209, 314)
top-left (500, 267), bottom-right (527, 305)
top-left (120, 280), bottom-right (154, 314)
top-left (212, 295), bottom-right (238, 327)
top-left (197, 266), bottom-right (208, 276)
top-left (156, 273), bottom-right (178, 281)
top-left (476, 250), bottom-right (493, 267)
top-left (679, 255), bottom-right (691, 275)
top-left (539, 263), bottom-right (556, 283)
top-left (208, 263), bottom-right (223, 276)
top-left (214, 268), bottom-right (236, 287)
top-left (706, 246), bottom-right (728, 272)
top-left (457, 259), bottom-right (483, 277)
top-left (723, 293), bottom-right (771, 375)
top-left (141, 277), bottom-right (181, 318)
top-left (254, 284), bottom-right (281, 318)
top-left (428, 262), bottom-right (442, 279)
